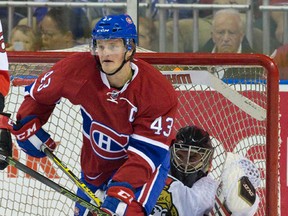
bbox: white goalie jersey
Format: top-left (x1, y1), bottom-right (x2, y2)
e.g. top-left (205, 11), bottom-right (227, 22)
top-left (150, 174), bottom-right (219, 216)
top-left (150, 152), bottom-right (260, 216)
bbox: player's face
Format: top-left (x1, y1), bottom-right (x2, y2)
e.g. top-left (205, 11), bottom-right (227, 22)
top-left (173, 148), bottom-right (203, 173)
top-left (97, 39), bottom-right (127, 74)
top-left (212, 15), bottom-right (244, 53)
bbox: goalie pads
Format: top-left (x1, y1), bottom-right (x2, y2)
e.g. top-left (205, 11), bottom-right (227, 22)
top-left (219, 152), bottom-right (260, 216)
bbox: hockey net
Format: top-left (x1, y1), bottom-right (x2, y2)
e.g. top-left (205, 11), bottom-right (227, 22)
top-left (1, 51), bottom-right (279, 216)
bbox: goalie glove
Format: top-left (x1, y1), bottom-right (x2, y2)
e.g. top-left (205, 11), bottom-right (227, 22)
top-left (101, 181), bottom-right (135, 216)
top-left (220, 152), bottom-right (260, 216)
top-left (11, 115), bottom-right (56, 158)
top-left (0, 113), bottom-right (12, 170)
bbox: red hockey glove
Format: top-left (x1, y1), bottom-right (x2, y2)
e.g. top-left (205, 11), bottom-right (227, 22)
top-left (101, 181), bottom-right (135, 216)
top-left (11, 115), bottom-right (56, 158)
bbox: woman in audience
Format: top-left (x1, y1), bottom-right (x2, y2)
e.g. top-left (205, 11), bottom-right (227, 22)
top-left (39, 7), bottom-right (90, 51)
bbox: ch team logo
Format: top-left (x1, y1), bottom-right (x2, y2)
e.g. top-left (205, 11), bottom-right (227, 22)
top-left (90, 122), bottom-right (129, 160)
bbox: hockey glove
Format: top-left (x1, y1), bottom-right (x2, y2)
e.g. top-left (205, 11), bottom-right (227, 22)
top-left (220, 152), bottom-right (260, 216)
top-left (11, 115), bottom-right (56, 158)
top-left (101, 181), bottom-right (135, 216)
top-left (0, 113), bottom-right (12, 170)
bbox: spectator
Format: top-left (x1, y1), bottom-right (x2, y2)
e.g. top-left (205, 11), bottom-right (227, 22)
top-left (271, 43), bottom-right (288, 80)
top-left (6, 25), bottom-right (40, 51)
top-left (253, 0), bottom-right (287, 46)
top-left (39, 7), bottom-right (90, 50)
top-left (199, 9), bottom-right (267, 79)
top-left (165, 0), bottom-right (266, 53)
top-left (199, 8), bottom-right (253, 53)
top-left (212, 0), bottom-right (284, 54)
top-left (0, 8), bottom-right (25, 43)
top-left (150, 125), bottom-right (260, 216)
top-left (138, 16), bottom-right (158, 51)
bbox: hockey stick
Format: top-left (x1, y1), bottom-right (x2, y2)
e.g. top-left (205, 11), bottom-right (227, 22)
top-left (41, 145), bottom-right (103, 207)
top-left (209, 152), bottom-right (229, 216)
top-left (211, 196), bottom-right (231, 216)
top-left (0, 153), bottom-right (109, 216)
top-left (163, 70), bottom-right (266, 121)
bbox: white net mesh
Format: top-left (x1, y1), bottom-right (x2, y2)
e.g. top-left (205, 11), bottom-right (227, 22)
top-left (0, 52), bottom-right (279, 216)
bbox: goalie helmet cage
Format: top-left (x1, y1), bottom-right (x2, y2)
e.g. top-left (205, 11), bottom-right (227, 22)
top-left (3, 51), bottom-right (279, 216)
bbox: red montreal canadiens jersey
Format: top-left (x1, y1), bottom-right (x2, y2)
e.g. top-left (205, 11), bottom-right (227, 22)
top-left (17, 52), bottom-right (178, 187)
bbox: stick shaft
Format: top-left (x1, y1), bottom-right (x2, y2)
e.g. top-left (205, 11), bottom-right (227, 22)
top-left (41, 146), bottom-right (102, 207)
top-left (0, 154), bottom-right (108, 216)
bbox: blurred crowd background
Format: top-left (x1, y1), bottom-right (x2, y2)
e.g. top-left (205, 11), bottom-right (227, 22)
top-left (1, 0), bottom-right (288, 78)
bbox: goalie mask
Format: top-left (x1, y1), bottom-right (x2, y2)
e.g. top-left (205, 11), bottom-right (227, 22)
top-left (170, 125), bottom-right (214, 188)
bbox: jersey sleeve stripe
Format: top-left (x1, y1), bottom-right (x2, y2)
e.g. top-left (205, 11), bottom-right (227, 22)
top-left (131, 134), bottom-right (169, 151)
top-left (129, 137), bottom-right (169, 170)
top-left (25, 82), bottom-right (36, 99)
top-left (128, 146), bottom-right (156, 172)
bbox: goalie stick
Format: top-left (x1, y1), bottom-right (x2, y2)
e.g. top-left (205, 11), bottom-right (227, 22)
top-left (211, 196), bottom-right (231, 216)
top-left (0, 153), bottom-right (110, 216)
top-left (209, 164), bottom-right (232, 216)
top-left (41, 145), bottom-right (103, 207)
top-left (163, 70), bottom-right (266, 121)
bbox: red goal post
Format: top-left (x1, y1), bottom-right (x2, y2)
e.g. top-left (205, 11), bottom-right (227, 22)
top-left (3, 51), bottom-right (279, 216)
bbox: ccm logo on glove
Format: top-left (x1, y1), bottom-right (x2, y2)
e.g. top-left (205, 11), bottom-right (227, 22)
top-left (14, 120), bottom-right (40, 140)
top-left (107, 186), bottom-right (134, 204)
top-left (118, 189), bottom-right (134, 203)
top-left (11, 115), bottom-right (56, 158)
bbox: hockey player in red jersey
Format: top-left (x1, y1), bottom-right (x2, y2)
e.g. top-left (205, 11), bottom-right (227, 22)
top-left (6, 14), bottom-right (178, 216)
top-left (150, 125), bottom-right (260, 216)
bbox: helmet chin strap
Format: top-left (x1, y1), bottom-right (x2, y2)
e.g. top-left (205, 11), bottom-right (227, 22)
top-left (97, 50), bottom-right (131, 76)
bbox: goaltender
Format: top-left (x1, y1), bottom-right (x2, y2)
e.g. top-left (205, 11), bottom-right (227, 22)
top-left (150, 125), bottom-right (260, 216)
